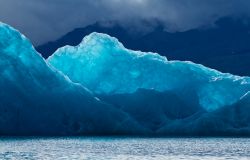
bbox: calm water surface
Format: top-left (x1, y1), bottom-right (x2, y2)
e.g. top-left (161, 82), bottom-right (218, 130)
top-left (0, 137), bottom-right (249, 160)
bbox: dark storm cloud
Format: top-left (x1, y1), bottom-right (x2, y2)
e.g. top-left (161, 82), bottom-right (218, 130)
top-left (0, 0), bottom-right (250, 45)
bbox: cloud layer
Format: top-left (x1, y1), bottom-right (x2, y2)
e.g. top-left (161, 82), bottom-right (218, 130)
top-left (0, 0), bottom-right (250, 45)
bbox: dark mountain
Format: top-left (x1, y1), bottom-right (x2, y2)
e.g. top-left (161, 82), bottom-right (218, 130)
top-left (36, 17), bottom-right (250, 76)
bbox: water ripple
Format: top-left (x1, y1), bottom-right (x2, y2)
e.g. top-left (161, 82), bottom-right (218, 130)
top-left (0, 137), bottom-right (249, 160)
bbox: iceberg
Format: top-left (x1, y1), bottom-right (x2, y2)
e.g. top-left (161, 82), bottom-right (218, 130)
top-left (1, 22), bottom-right (250, 136)
top-left (48, 32), bottom-right (250, 111)
top-left (0, 22), bottom-right (143, 135)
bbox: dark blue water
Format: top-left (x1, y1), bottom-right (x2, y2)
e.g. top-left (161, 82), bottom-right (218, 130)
top-left (0, 137), bottom-right (249, 159)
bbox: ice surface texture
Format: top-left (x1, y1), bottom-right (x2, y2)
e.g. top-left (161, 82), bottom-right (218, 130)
top-left (48, 32), bottom-right (250, 111)
top-left (1, 22), bottom-right (250, 136)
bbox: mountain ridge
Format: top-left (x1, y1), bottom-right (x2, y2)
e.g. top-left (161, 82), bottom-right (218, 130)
top-left (37, 17), bottom-right (250, 76)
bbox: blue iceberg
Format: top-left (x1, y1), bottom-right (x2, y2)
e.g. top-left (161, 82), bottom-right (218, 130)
top-left (1, 22), bottom-right (250, 136)
top-left (48, 32), bottom-right (250, 111)
top-left (0, 22), bottom-right (143, 135)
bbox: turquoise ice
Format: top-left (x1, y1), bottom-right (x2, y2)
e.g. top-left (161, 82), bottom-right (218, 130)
top-left (48, 32), bottom-right (250, 111)
top-left (0, 22), bottom-right (142, 135)
top-left (1, 22), bottom-right (250, 136)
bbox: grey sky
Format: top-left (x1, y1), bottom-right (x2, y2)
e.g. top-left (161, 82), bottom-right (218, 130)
top-left (0, 0), bottom-right (250, 45)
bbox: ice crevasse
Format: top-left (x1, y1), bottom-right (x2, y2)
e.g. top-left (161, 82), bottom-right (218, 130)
top-left (48, 32), bottom-right (250, 111)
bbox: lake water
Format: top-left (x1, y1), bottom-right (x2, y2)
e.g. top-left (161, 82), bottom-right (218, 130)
top-left (0, 137), bottom-right (249, 159)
